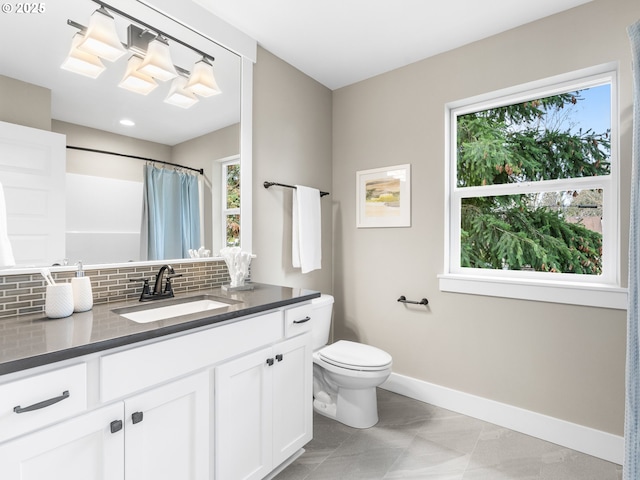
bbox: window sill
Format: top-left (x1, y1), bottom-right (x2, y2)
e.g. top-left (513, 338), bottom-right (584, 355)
top-left (438, 274), bottom-right (627, 310)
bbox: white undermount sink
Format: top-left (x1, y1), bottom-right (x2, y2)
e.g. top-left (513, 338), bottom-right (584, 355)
top-left (113, 295), bottom-right (236, 323)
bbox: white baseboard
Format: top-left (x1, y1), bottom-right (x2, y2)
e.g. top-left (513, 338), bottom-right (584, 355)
top-left (381, 372), bottom-right (623, 465)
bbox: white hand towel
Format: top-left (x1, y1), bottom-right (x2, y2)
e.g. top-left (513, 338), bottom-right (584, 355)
top-left (292, 185), bottom-right (321, 273)
top-left (0, 181), bottom-right (15, 268)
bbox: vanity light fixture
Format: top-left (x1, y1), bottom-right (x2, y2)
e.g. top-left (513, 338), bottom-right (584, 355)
top-left (118, 55), bottom-right (158, 95)
top-left (60, 32), bottom-right (106, 79)
top-left (164, 75), bottom-right (199, 109)
top-left (64, 1), bottom-right (222, 108)
top-left (76, 6), bottom-right (127, 62)
top-left (186, 57), bottom-right (221, 97)
top-left (137, 34), bottom-right (178, 82)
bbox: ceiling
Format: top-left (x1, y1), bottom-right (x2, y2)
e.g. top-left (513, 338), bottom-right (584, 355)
top-left (194, 0), bottom-right (593, 90)
top-left (0, 1), bottom-right (594, 144)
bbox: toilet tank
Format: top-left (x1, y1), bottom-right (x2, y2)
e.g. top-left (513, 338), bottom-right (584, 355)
top-left (311, 294), bottom-right (334, 350)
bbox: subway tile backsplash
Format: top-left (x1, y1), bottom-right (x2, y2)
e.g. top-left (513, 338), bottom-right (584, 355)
top-left (0, 261), bottom-right (231, 319)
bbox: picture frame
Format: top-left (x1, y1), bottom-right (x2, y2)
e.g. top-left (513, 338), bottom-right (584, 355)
top-left (356, 164), bottom-right (411, 228)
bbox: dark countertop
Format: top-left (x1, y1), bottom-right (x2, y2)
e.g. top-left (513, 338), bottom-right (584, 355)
top-left (0, 283), bottom-right (320, 376)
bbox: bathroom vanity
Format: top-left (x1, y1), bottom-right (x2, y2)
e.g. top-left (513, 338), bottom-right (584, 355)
top-left (0, 283), bottom-right (318, 480)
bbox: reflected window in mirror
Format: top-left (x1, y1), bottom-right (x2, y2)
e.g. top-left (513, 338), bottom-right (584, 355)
top-left (222, 157), bottom-right (240, 247)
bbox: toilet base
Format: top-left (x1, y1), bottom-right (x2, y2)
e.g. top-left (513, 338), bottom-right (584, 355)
top-left (313, 386), bottom-right (379, 429)
top-left (313, 397), bottom-right (337, 418)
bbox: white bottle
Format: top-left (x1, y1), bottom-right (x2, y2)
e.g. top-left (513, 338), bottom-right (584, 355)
top-left (71, 262), bottom-right (93, 312)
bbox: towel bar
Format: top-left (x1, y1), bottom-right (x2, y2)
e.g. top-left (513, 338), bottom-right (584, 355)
top-left (263, 181), bottom-right (330, 197)
top-left (397, 295), bottom-right (428, 306)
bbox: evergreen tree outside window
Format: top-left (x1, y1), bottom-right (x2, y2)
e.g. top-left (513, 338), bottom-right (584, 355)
top-left (441, 67), bottom-right (624, 308)
top-left (222, 159), bottom-right (240, 247)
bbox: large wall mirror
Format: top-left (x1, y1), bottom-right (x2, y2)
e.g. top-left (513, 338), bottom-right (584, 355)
top-left (0, 0), bottom-right (253, 271)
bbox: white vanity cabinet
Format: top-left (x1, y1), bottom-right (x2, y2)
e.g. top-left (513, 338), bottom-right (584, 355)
top-left (0, 371), bottom-right (208, 480)
top-left (271, 332), bottom-right (313, 466)
top-left (0, 402), bottom-right (125, 480)
top-left (0, 300), bottom-right (315, 480)
top-left (124, 371), bottom-right (210, 480)
top-left (215, 331), bottom-right (312, 480)
top-left (0, 363), bottom-right (88, 444)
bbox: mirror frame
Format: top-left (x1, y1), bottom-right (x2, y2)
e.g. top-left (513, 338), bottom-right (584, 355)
top-left (0, 0), bottom-right (256, 275)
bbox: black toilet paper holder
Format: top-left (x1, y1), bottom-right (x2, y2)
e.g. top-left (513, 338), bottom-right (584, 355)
top-left (397, 295), bottom-right (428, 306)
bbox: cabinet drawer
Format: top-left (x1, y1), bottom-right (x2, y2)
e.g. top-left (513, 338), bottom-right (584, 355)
top-left (284, 303), bottom-right (313, 338)
top-left (0, 363), bottom-right (87, 443)
top-left (101, 311), bottom-right (283, 401)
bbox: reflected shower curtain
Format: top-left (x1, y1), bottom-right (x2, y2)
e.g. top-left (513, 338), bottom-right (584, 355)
top-left (626, 19), bottom-right (640, 480)
top-left (141, 165), bottom-right (201, 261)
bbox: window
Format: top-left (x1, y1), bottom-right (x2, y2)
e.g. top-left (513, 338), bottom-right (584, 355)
top-left (222, 159), bottom-right (240, 247)
top-left (440, 66), bottom-right (626, 309)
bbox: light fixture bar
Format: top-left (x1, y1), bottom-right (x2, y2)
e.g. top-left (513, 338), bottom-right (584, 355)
top-left (68, 23), bottom-right (193, 77)
top-left (126, 25), bottom-right (192, 75)
top-left (67, 19), bottom-right (87, 32)
top-left (126, 24), bottom-right (156, 56)
top-left (89, 0), bottom-right (215, 63)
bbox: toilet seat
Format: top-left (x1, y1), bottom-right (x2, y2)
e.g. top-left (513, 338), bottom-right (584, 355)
top-left (318, 340), bottom-right (392, 372)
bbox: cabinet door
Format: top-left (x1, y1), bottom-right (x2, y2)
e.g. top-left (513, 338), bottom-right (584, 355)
top-left (125, 371), bottom-right (210, 480)
top-left (0, 402), bottom-right (124, 480)
top-left (215, 346), bottom-right (273, 480)
top-left (272, 333), bottom-right (312, 467)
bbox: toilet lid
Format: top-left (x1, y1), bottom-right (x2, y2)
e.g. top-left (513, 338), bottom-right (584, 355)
top-left (318, 340), bottom-right (392, 370)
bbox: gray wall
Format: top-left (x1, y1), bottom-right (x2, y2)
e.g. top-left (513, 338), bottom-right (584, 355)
top-left (251, 48), bottom-right (333, 294)
top-left (53, 120), bottom-right (171, 182)
top-left (0, 74), bottom-right (50, 131)
top-left (332, 0), bottom-right (637, 436)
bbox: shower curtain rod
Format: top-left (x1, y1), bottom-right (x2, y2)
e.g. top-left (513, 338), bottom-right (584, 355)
top-left (263, 181), bottom-right (330, 197)
top-left (66, 145), bottom-right (204, 175)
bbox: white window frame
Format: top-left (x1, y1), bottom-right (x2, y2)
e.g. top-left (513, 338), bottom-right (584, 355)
top-left (439, 64), bottom-right (627, 309)
top-left (221, 156), bottom-right (240, 248)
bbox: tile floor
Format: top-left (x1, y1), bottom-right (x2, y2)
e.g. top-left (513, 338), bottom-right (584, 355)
top-left (274, 389), bottom-right (623, 480)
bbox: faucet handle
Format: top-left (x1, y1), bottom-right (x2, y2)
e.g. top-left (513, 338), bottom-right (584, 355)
top-left (164, 273), bottom-right (183, 293)
top-left (130, 278), bottom-right (151, 301)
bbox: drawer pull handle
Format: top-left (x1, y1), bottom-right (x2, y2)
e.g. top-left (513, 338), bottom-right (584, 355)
top-left (132, 411), bottom-right (144, 424)
top-left (14, 390), bottom-right (70, 414)
top-left (275, 354), bottom-right (284, 362)
top-left (293, 316), bottom-right (311, 324)
top-left (266, 358), bottom-right (275, 366)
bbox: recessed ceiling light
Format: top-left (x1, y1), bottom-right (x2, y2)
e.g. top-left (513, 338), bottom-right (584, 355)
top-left (120, 119), bottom-right (135, 126)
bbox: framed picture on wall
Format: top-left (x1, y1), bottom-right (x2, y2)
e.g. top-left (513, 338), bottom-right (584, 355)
top-left (356, 164), bottom-right (411, 228)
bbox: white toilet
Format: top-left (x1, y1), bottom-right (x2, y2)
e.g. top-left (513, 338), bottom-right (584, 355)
top-left (311, 294), bottom-right (393, 428)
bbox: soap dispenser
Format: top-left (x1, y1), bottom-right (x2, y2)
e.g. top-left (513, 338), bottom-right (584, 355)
top-left (71, 261), bottom-right (93, 312)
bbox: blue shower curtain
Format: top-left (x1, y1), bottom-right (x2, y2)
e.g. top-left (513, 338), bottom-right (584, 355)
top-left (626, 19), bottom-right (640, 480)
top-left (141, 164), bottom-right (201, 261)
